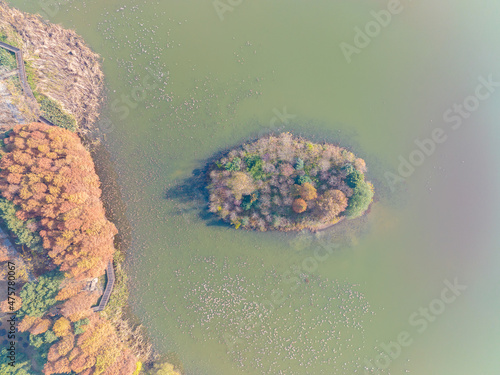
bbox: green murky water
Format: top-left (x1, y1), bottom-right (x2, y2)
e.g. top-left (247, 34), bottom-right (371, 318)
top-left (7, 0), bottom-right (500, 374)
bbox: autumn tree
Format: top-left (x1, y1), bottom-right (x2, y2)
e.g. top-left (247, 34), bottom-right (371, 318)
top-left (278, 162), bottom-right (294, 177)
top-left (53, 317), bottom-right (72, 337)
top-left (354, 157), bottom-right (367, 173)
top-left (18, 315), bottom-right (38, 333)
top-left (0, 295), bottom-right (21, 312)
top-left (298, 182), bottom-right (317, 201)
top-left (292, 198), bottom-right (307, 213)
top-left (316, 189), bottom-right (348, 220)
top-left (0, 123), bottom-right (117, 280)
top-left (45, 314), bottom-right (138, 375)
top-left (51, 357), bottom-right (71, 374)
top-left (46, 333), bottom-right (75, 367)
top-left (60, 291), bottom-right (99, 322)
top-left (227, 171), bottom-right (256, 199)
top-left (0, 244), bottom-right (9, 262)
top-left (100, 349), bottom-right (137, 375)
top-left (29, 318), bottom-right (51, 335)
top-left (56, 283), bottom-right (81, 301)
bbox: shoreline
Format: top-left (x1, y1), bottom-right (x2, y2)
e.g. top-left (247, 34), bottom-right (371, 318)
top-left (0, 2), bottom-right (172, 374)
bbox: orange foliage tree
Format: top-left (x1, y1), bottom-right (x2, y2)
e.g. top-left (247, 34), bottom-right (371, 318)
top-left (56, 283), bottom-right (81, 301)
top-left (0, 295), bottom-right (21, 312)
top-left (53, 317), bottom-right (72, 337)
top-left (60, 291), bottom-right (99, 322)
top-left (18, 315), bottom-right (38, 332)
top-left (316, 189), bottom-right (348, 220)
top-left (0, 123), bottom-right (117, 280)
top-left (0, 244), bottom-right (9, 262)
top-left (298, 182), bottom-right (317, 201)
top-left (44, 314), bottom-right (137, 375)
top-left (292, 198), bottom-right (307, 213)
top-left (29, 318), bottom-right (51, 335)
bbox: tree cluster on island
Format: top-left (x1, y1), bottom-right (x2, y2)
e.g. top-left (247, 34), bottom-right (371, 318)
top-left (208, 133), bottom-right (374, 231)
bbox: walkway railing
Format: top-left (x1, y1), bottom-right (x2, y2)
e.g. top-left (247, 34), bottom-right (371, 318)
top-left (92, 260), bottom-right (116, 312)
top-left (0, 41), bottom-right (34, 99)
top-left (0, 40), bottom-right (53, 124)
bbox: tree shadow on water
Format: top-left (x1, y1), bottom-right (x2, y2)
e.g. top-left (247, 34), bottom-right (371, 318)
top-left (164, 162), bottom-right (227, 228)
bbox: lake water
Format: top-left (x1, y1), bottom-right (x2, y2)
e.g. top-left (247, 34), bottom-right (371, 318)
top-left (7, 0), bottom-right (500, 374)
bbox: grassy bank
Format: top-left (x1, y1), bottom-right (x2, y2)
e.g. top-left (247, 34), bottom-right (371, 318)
top-left (0, 1), bottom-right (105, 130)
top-left (0, 30), bottom-right (77, 131)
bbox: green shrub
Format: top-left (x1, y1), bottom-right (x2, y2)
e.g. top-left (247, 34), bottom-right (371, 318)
top-left (74, 318), bottom-right (90, 335)
top-left (345, 167), bottom-right (364, 189)
top-left (242, 198), bottom-right (252, 210)
top-left (23, 60), bottom-right (39, 95)
top-left (296, 175), bottom-right (313, 185)
top-left (18, 270), bottom-right (63, 318)
top-left (0, 198), bottom-right (43, 252)
top-left (272, 215), bottom-right (283, 227)
top-left (345, 181), bottom-right (374, 218)
top-left (39, 96), bottom-right (77, 131)
top-left (0, 31), bottom-right (20, 48)
top-left (43, 330), bottom-right (58, 344)
top-left (29, 334), bottom-right (44, 348)
top-left (294, 158), bottom-right (304, 170)
top-left (242, 192), bottom-right (258, 210)
top-left (343, 164), bottom-right (373, 218)
top-left (224, 157), bottom-right (241, 171)
top-left (245, 155), bottom-right (265, 180)
top-left (0, 48), bottom-right (16, 70)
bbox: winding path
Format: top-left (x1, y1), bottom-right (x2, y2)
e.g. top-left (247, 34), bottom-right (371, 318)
top-left (0, 41), bottom-right (54, 125)
top-left (1, 40), bottom-right (116, 311)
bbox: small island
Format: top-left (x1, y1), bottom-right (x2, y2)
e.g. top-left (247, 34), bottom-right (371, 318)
top-left (208, 133), bottom-right (374, 231)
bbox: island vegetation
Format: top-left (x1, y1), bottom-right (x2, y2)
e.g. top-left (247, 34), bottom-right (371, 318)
top-left (208, 133), bottom-right (374, 231)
